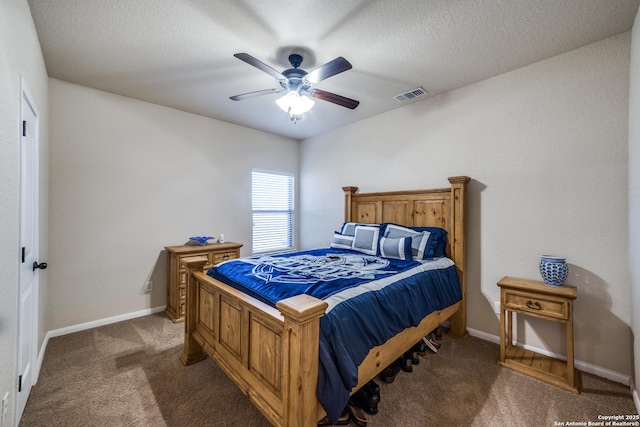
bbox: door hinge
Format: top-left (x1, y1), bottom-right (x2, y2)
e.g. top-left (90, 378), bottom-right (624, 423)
top-left (18, 375), bottom-right (22, 392)
top-left (21, 247), bottom-right (25, 263)
top-left (22, 120), bottom-right (26, 137)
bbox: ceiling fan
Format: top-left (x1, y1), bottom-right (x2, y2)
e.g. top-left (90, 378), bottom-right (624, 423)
top-left (229, 52), bottom-right (360, 118)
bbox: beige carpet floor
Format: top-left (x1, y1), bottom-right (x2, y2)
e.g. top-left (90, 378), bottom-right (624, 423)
top-left (19, 313), bottom-right (637, 426)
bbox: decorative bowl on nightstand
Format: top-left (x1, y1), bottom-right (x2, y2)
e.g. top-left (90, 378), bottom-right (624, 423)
top-left (188, 236), bottom-right (214, 245)
top-left (539, 255), bottom-right (568, 286)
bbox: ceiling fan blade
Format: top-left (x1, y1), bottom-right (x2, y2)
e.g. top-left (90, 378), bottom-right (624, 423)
top-left (310, 89), bottom-right (359, 109)
top-left (234, 53), bottom-right (286, 80)
top-left (304, 57), bottom-right (352, 85)
top-left (230, 88), bottom-right (282, 101)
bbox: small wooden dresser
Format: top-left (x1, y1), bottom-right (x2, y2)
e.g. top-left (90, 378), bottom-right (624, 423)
top-left (164, 242), bottom-right (243, 323)
top-left (497, 276), bottom-right (579, 393)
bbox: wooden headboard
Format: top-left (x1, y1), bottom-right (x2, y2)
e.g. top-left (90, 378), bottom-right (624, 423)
top-left (342, 176), bottom-right (470, 339)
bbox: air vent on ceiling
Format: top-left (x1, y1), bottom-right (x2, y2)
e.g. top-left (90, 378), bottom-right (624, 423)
top-left (393, 87), bottom-right (428, 103)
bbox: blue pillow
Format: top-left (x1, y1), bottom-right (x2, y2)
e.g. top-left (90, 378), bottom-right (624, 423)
top-left (379, 236), bottom-right (412, 260)
top-left (410, 226), bottom-right (448, 258)
top-left (382, 223), bottom-right (429, 260)
top-left (380, 223), bottom-right (448, 258)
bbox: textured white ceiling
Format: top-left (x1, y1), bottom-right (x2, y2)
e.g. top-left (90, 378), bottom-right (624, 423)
top-left (28, 0), bottom-right (639, 140)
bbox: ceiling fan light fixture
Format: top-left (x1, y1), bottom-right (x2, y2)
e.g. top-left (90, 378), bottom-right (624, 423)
top-left (276, 91), bottom-right (315, 115)
top-left (231, 52), bottom-right (358, 116)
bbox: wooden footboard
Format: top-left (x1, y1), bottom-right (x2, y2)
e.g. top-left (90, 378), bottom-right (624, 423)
top-left (181, 256), bottom-right (327, 427)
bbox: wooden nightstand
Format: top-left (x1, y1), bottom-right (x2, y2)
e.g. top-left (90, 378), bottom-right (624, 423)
top-left (164, 242), bottom-right (243, 322)
top-left (497, 276), bottom-right (579, 393)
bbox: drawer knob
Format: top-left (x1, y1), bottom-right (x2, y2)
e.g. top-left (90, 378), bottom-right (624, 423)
top-left (526, 300), bottom-right (542, 310)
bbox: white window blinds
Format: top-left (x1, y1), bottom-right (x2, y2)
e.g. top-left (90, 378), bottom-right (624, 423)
top-left (252, 171), bottom-right (294, 254)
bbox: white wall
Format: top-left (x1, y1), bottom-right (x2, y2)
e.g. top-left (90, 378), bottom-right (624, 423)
top-left (0, 0), bottom-right (49, 425)
top-left (48, 79), bottom-right (298, 330)
top-left (628, 8), bottom-right (640, 407)
top-left (300, 34), bottom-right (632, 376)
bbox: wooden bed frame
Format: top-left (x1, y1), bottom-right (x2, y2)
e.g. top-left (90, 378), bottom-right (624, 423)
top-left (181, 176), bottom-right (470, 427)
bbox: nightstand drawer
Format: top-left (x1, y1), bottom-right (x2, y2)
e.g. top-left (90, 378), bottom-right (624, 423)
top-left (213, 250), bottom-right (238, 264)
top-left (504, 291), bottom-right (568, 320)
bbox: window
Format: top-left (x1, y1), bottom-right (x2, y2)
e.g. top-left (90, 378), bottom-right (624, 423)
top-left (252, 170), bottom-right (294, 254)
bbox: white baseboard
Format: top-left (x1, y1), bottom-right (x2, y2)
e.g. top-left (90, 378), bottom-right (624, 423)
top-left (632, 380), bottom-right (640, 416)
top-left (466, 327), bottom-right (632, 387)
top-left (467, 327), bottom-right (500, 345)
top-left (35, 306), bottom-right (166, 384)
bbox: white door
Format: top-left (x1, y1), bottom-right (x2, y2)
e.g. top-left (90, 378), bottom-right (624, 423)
top-left (17, 80), bottom-right (41, 423)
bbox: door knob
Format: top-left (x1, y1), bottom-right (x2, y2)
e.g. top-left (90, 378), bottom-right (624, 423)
top-left (32, 261), bottom-right (47, 272)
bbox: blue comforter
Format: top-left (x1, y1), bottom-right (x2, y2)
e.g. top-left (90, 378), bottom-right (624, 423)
top-left (207, 248), bottom-right (461, 422)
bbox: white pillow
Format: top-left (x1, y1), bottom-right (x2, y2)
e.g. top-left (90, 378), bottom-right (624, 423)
top-left (379, 236), bottom-right (413, 260)
top-left (341, 222), bottom-right (380, 236)
top-left (351, 225), bottom-right (380, 255)
top-left (330, 232), bottom-right (354, 250)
